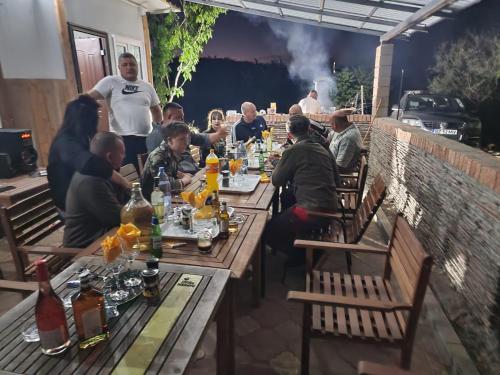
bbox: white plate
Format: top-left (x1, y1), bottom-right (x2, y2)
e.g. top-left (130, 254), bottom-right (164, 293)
top-left (218, 174), bottom-right (260, 193)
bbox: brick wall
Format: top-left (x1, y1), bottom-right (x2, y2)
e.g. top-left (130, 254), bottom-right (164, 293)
top-left (369, 118), bottom-right (500, 374)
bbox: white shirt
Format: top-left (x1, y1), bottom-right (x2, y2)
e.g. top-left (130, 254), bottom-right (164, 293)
top-left (93, 75), bottom-right (160, 136)
top-left (298, 96), bottom-right (321, 114)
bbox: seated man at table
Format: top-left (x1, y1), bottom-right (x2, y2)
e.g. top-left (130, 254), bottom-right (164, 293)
top-left (289, 104), bottom-right (330, 148)
top-left (329, 110), bottom-right (363, 173)
top-left (63, 132), bottom-right (130, 248)
top-left (232, 102), bottom-right (267, 143)
top-left (265, 115), bottom-right (338, 265)
top-left (141, 122), bottom-right (193, 200)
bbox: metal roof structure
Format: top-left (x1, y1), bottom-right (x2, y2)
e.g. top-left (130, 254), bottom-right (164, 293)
top-left (186, 0), bottom-right (482, 40)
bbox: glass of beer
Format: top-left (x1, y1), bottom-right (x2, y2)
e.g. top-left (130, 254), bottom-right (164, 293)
top-left (197, 229), bottom-right (213, 253)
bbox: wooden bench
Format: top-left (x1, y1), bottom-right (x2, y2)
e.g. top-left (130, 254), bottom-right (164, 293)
top-left (288, 214), bottom-right (433, 373)
top-left (0, 189), bottom-right (80, 281)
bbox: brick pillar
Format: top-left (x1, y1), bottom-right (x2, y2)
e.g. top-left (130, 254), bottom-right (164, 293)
top-left (372, 43), bottom-right (394, 118)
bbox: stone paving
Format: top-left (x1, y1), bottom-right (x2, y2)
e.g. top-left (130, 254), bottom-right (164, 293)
top-left (0, 221), bottom-right (479, 374)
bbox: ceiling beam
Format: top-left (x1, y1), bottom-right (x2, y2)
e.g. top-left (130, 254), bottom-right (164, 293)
top-left (332, 0), bottom-right (452, 17)
top-left (188, 0), bottom-right (387, 36)
top-left (239, 0), bottom-right (426, 30)
top-left (380, 0), bottom-right (456, 42)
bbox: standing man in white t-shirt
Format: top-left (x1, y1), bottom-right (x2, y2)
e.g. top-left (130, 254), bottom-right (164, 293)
top-left (88, 52), bottom-right (162, 168)
top-left (298, 89), bottom-right (322, 114)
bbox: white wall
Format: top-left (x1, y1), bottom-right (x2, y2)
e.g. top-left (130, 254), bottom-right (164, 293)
top-left (0, 0), bottom-right (66, 79)
top-left (64, 0), bottom-right (147, 76)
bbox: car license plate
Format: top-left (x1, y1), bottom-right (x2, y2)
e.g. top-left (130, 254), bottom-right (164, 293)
top-left (432, 129), bottom-right (457, 135)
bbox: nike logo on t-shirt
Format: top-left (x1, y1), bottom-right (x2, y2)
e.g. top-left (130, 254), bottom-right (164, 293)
top-left (121, 84), bottom-right (142, 95)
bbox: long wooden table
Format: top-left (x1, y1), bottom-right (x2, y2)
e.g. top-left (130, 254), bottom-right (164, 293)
top-left (0, 172), bottom-right (48, 207)
top-left (0, 256), bottom-right (230, 375)
top-left (80, 207), bottom-right (269, 374)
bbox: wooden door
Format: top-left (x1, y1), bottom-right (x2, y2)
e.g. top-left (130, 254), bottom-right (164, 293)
top-left (73, 33), bottom-right (109, 131)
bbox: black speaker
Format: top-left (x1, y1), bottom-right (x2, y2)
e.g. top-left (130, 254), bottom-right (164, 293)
top-left (0, 129), bottom-right (38, 176)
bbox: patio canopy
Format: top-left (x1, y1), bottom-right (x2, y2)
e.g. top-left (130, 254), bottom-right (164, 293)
top-left (186, 0), bottom-right (481, 40)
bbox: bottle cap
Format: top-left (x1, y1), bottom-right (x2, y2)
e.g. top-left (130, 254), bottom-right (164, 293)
top-left (152, 215), bottom-right (159, 225)
top-left (210, 148), bottom-right (214, 153)
top-left (132, 182), bottom-right (141, 189)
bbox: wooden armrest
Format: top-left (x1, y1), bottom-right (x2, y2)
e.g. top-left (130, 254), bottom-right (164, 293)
top-left (358, 361), bottom-right (416, 375)
top-left (336, 188), bottom-right (358, 193)
top-left (293, 239), bottom-right (388, 254)
top-left (0, 280), bottom-right (38, 293)
top-left (306, 211), bottom-right (344, 221)
top-left (18, 246), bottom-right (81, 257)
top-left (287, 291), bottom-right (412, 312)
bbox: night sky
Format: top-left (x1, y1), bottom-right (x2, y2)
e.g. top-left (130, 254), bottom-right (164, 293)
top-left (202, 0), bottom-right (500, 80)
top-left (202, 10), bottom-right (380, 69)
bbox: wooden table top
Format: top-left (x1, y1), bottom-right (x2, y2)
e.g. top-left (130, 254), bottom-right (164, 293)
top-left (0, 172), bottom-right (48, 207)
top-left (82, 207), bottom-right (268, 280)
top-left (0, 256), bottom-right (230, 375)
top-left (177, 168), bottom-right (276, 211)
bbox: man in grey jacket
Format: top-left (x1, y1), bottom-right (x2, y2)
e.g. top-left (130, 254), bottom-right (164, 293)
top-left (63, 132), bottom-right (129, 248)
top-left (329, 110), bottom-right (363, 173)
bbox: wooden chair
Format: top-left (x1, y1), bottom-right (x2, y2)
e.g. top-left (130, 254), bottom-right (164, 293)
top-left (190, 145), bottom-right (200, 164)
top-left (0, 189), bottom-right (81, 281)
top-left (0, 280), bottom-right (38, 297)
top-left (358, 361), bottom-right (418, 375)
top-left (337, 153), bottom-right (368, 216)
top-left (288, 214), bottom-right (433, 374)
top-left (308, 174), bottom-right (387, 273)
top-left (137, 153), bottom-right (148, 175)
top-left (120, 163), bottom-right (139, 183)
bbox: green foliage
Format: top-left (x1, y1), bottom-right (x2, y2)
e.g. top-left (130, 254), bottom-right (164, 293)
top-left (429, 31), bottom-right (500, 106)
top-left (331, 67), bottom-right (373, 110)
top-left (148, 2), bottom-right (226, 104)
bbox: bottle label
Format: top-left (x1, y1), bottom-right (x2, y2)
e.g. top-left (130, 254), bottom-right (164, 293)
top-left (81, 308), bottom-right (104, 339)
top-left (39, 327), bottom-right (68, 349)
top-left (206, 163), bottom-right (218, 174)
top-left (220, 220), bottom-right (229, 233)
top-left (152, 235), bottom-right (162, 251)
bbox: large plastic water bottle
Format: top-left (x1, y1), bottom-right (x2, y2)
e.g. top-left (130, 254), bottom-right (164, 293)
top-left (237, 141), bottom-right (248, 174)
top-left (157, 167), bottom-right (172, 215)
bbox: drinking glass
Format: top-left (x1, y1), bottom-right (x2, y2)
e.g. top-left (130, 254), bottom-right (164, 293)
top-left (104, 247), bottom-right (129, 302)
top-left (119, 237), bottom-right (142, 287)
top-left (197, 229), bottom-right (213, 254)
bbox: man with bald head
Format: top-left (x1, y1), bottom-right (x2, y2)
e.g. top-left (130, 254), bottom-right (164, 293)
top-left (329, 110), bottom-right (362, 173)
top-left (232, 101), bottom-right (267, 142)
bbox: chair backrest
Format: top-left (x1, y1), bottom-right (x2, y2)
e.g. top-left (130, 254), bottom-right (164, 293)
top-left (120, 164), bottom-right (139, 183)
top-left (384, 214), bottom-right (433, 343)
top-left (355, 154), bottom-right (369, 209)
top-left (137, 153), bottom-right (148, 175)
top-left (0, 189), bottom-right (63, 280)
top-left (190, 145), bottom-right (200, 164)
top-left (352, 174), bottom-right (386, 242)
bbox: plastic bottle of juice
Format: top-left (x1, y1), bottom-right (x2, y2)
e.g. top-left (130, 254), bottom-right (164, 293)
top-left (205, 149), bottom-right (219, 192)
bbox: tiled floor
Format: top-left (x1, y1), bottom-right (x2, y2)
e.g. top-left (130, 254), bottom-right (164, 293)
top-left (0, 222), bottom-right (479, 374)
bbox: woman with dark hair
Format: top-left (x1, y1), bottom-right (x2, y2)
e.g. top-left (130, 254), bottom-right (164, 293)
top-left (199, 109), bottom-right (226, 167)
top-left (47, 95), bottom-right (130, 211)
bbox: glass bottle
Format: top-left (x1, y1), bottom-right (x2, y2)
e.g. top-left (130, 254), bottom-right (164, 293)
top-left (211, 191), bottom-right (220, 222)
top-left (121, 182), bottom-right (153, 251)
top-left (151, 177), bottom-right (165, 224)
top-left (219, 201), bottom-right (229, 239)
top-left (205, 149), bottom-right (220, 192)
top-left (71, 270), bottom-right (109, 349)
top-left (237, 141), bottom-right (248, 174)
top-left (157, 167), bottom-right (172, 216)
top-left (34, 259), bottom-right (70, 355)
top-left (259, 150), bottom-right (265, 174)
top-left (150, 215), bottom-right (163, 259)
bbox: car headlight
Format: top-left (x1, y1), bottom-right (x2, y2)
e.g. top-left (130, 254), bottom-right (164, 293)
top-left (402, 118), bottom-right (423, 127)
